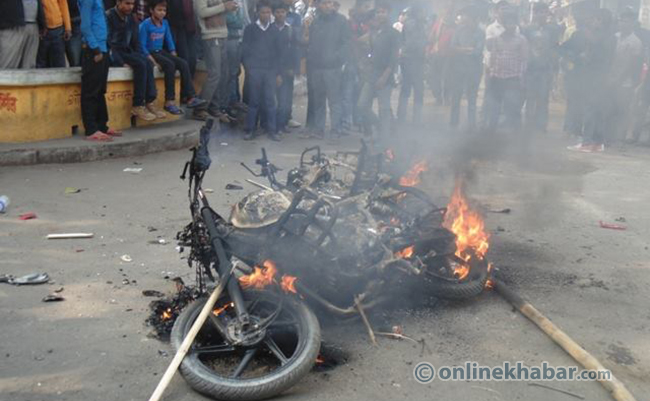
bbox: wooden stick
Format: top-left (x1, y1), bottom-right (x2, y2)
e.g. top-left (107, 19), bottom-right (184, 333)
top-left (245, 179), bottom-right (274, 192)
top-left (528, 382), bottom-right (585, 400)
top-left (47, 233), bottom-right (94, 239)
top-left (148, 267), bottom-right (234, 401)
top-left (355, 295), bottom-right (377, 346)
top-left (375, 332), bottom-right (419, 345)
top-left (494, 280), bottom-right (637, 401)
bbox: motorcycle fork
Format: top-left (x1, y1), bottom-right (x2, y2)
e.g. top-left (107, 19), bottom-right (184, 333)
top-left (201, 206), bottom-right (250, 326)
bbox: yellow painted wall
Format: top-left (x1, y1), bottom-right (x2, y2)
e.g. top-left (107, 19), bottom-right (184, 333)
top-left (0, 76), bottom-right (180, 143)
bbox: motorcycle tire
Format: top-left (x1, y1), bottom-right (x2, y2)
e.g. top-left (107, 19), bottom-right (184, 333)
top-left (171, 290), bottom-right (321, 401)
top-left (425, 258), bottom-right (489, 300)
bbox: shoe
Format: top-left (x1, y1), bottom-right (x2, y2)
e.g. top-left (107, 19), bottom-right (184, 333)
top-left (269, 133), bottom-right (281, 142)
top-left (192, 109), bottom-right (209, 121)
top-left (164, 104), bottom-right (184, 115)
top-left (105, 128), bottom-right (123, 137)
top-left (208, 109), bottom-right (234, 123)
top-left (567, 143), bottom-right (593, 153)
top-left (279, 127), bottom-right (291, 134)
top-left (132, 106), bottom-right (157, 121)
top-left (287, 119), bottom-right (302, 128)
top-left (146, 103), bottom-right (167, 119)
top-left (186, 97), bottom-right (207, 108)
top-left (243, 131), bottom-right (255, 141)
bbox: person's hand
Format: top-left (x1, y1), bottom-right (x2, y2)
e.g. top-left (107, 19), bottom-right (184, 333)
top-left (171, 51), bottom-right (177, 57)
top-left (93, 53), bottom-right (104, 63)
top-left (224, 0), bottom-right (238, 12)
top-left (276, 75), bottom-right (283, 87)
top-left (64, 30), bottom-right (72, 41)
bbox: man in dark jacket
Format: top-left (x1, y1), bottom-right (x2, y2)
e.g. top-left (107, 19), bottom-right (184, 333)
top-left (357, 2), bottom-right (399, 140)
top-left (303, 0), bottom-right (351, 139)
top-left (396, 5), bottom-right (427, 125)
top-left (107, 0), bottom-right (165, 121)
top-left (0, 0), bottom-right (44, 68)
top-left (241, 1), bottom-right (281, 141)
top-left (273, 1), bottom-right (301, 133)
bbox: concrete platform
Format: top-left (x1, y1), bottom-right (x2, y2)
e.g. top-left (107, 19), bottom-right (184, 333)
top-left (0, 119), bottom-right (201, 166)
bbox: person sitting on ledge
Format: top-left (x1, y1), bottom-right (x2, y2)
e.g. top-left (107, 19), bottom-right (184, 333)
top-left (107, 0), bottom-right (166, 121)
top-left (138, 0), bottom-right (205, 115)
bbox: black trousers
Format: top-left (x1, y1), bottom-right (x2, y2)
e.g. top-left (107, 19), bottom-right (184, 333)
top-left (119, 51), bottom-right (157, 106)
top-left (81, 48), bottom-right (110, 135)
top-left (151, 50), bottom-right (194, 101)
top-left (171, 27), bottom-right (197, 78)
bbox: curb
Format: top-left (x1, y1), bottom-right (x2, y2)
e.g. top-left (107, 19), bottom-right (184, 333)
top-left (0, 125), bottom-right (199, 166)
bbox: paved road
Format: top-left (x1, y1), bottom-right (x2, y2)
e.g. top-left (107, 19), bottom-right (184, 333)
top-left (1, 104), bottom-right (649, 401)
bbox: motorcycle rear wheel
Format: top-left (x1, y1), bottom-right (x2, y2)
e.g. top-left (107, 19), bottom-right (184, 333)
top-left (171, 289), bottom-right (321, 401)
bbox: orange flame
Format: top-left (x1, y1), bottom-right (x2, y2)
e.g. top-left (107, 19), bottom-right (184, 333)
top-left (161, 308), bottom-right (173, 321)
top-left (281, 275), bottom-right (298, 294)
top-left (316, 355), bottom-right (325, 364)
top-left (395, 245), bottom-right (415, 259)
top-left (443, 182), bottom-right (489, 279)
top-left (239, 260), bottom-right (278, 289)
top-left (213, 302), bottom-right (234, 316)
top-left (399, 160), bottom-right (428, 187)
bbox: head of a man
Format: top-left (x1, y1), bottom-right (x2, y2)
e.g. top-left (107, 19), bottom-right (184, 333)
top-left (273, 2), bottom-right (288, 25)
top-left (257, 1), bottom-right (272, 25)
top-left (117, 0), bottom-right (135, 15)
top-left (494, 0), bottom-right (511, 24)
top-left (374, 1), bottom-right (391, 26)
top-left (532, 2), bottom-right (549, 25)
top-left (618, 8), bottom-right (638, 35)
top-left (316, 0), bottom-right (334, 16)
top-left (501, 10), bottom-right (518, 34)
top-left (149, 0), bottom-right (167, 21)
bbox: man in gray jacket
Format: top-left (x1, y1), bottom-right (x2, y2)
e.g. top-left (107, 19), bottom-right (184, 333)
top-left (193, 0), bottom-right (239, 121)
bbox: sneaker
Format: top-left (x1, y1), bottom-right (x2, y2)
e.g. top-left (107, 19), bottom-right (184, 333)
top-left (186, 97), bottom-right (207, 109)
top-left (243, 131), bottom-right (256, 141)
top-left (567, 143), bottom-right (593, 153)
top-left (287, 119), bottom-right (302, 128)
top-left (132, 106), bottom-right (156, 121)
top-left (269, 133), bottom-right (281, 142)
top-left (146, 103), bottom-right (167, 119)
top-left (192, 109), bottom-right (209, 121)
top-left (164, 104), bottom-right (184, 115)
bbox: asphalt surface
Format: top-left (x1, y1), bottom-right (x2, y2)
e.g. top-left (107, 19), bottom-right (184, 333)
top-left (1, 99), bottom-right (649, 401)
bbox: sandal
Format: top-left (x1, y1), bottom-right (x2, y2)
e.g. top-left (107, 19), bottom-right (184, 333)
top-left (86, 132), bottom-right (113, 142)
top-left (105, 128), bottom-right (123, 137)
top-left (164, 104), bottom-right (184, 115)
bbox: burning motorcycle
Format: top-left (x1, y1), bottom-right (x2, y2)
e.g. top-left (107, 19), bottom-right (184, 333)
top-left (171, 121), bottom-right (490, 400)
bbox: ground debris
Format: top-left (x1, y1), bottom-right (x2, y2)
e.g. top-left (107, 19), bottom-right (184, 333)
top-left (42, 294), bottom-right (65, 302)
top-left (142, 290), bottom-right (165, 297)
top-left (146, 285), bottom-right (199, 341)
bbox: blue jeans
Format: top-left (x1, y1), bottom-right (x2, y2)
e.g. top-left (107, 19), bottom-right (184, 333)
top-left (37, 26), bottom-right (66, 68)
top-left (397, 59), bottom-right (424, 124)
top-left (483, 77), bottom-right (524, 132)
top-left (245, 68), bottom-right (277, 134)
top-left (119, 51), bottom-right (157, 106)
top-left (65, 18), bottom-right (82, 67)
top-left (341, 63), bottom-right (360, 128)
top-left (226, 38), bottom-right (242, 105)
top-left (311, 68), bottom-right (343, 134)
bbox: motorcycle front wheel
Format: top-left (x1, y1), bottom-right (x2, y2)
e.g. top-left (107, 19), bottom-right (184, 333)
top-left (171, 289), bottom-right (321, 401)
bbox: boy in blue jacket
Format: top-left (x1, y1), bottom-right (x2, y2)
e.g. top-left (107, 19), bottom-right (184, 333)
top-left (139, 0), bottom-right (204, 114)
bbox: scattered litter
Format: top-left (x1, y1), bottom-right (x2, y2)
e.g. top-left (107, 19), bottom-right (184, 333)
top-left (142, 290), bottom-right (165, 297)
top-left (615, 217), bottom-right (627, 223)
top-left (158, 350), bottom-right (169, 357)
top-left (226, 183), bottom-right (244, 190)
top-left (220, 142), bottom-right (228, 146)
top-left (47, 233), bottom-right (94, 239)
top-left (42, 294), bottom-right (65, 302)
top-left (64, 187), bottom-right (81, 194)
top-left (599, 221), bottom-right (627, 231)
top-left (2, 273), bottom-right (50, 285)
top-left (489, 208), bottom-right (511, 214)
top-left (19, 212), bottom-right (37, 220)
top-left (76, 249), bottom-right (85, 253)
top-left (121, 254), bottom-right (133, 262)
top-left (496, 226), bottom-right (506, 232)
top-left (391, 325), bottom-right (403, 336)
top-left (54, 287), bottom-right (64, 293)
top-left (147, 226), bottom-right (158, 232)
top-left (122, 279), bottom-right (131, 285)
top-left (0, 195), bottom-right (9, 213)
top-left (123, 167), bottom-right (143, 173)
top-left (148, 238), bottom-right (167, 245)
top-left (204, 188), bottom-right (214, 193)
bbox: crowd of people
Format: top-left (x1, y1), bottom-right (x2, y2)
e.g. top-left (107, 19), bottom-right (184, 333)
top-left (0, 0), bottom-right (649, 151)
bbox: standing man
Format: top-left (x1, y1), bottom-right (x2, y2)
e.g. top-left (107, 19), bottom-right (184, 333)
top-left (168, 0), bottom-right (198, 78)
top-left (193, 0), bottom-right (239, 121)
top-left (80, 0), bottom-right (120, 141)
top-left (357, 2), bottom-right (399, 141)
top-left (483, 10), bottom-right (528, 133)
top-left (522, 2), bottom-right (560, 133)
top-left (37, 0), bottom-right (71, 67)
top-left (273, 1), bottom-right (300, 134)
top-left (241, 1), bottom-right (281, 141)
top-left (303, 0), bottom-right (351, 139)
top-left (396, 5), bottom-right (427, 125)
top-left (65, 0), bottom-right (82, 66)
top-left (0, 0), bottom-right (43, 69)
